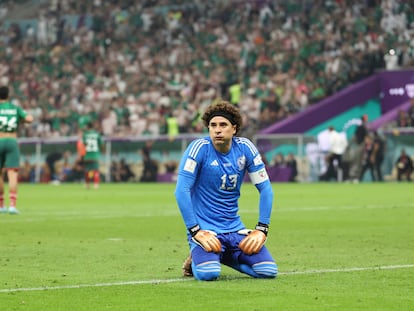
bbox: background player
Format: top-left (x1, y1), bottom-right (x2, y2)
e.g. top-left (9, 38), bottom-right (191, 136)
top-left (175, 100), bottom-right (278, 281)
top-left (0, 86), bottom-right (33, 214)
top-left (82, 122), bottom-right (104, 189)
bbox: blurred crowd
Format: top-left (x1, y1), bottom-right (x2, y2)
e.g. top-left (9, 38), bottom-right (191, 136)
top-left (394, 99), bottom-right (414, 127)
top-left (307, 107), bottom-right (414, 183)
top-left (1, 0), bottom-right (413, 139)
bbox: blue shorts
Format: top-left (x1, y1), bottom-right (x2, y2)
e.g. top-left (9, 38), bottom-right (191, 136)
top-left (188, 231), bottom-right (275, 269)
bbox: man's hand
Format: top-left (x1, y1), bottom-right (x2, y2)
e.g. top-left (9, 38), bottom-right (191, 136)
top-left (189, 225), bottom-right (222, 253)
top-left (239, 223), bottom-right (268, 255)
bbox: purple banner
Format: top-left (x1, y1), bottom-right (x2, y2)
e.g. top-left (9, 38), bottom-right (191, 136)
top-left (260, 75), bottom-right (380, 134)
top-left (261, 70), bottom-right (414, 134)
top-left (380, 70), bottom-right (414, 113)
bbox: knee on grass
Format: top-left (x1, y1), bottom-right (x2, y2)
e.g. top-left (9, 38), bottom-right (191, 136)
top-left (239, 262), bottom-right (278, 279)
top-left (192, 261), bottom-right (221, 281)
top-left (253, 261), bottom-right (278, 278)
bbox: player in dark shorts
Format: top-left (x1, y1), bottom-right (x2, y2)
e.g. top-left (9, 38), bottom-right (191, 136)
top-left (0, 86), bottom-right (33, 214)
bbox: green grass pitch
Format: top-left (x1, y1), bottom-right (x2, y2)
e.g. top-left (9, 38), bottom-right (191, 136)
top-left (1, 182), bottom-right (413, 310)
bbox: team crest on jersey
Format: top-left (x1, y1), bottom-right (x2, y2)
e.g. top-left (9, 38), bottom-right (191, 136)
top-left (237, 156), bottom-right (246, 170)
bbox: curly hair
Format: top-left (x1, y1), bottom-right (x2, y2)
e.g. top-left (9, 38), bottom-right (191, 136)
top-left (202, 100), bottom-right (243, 135)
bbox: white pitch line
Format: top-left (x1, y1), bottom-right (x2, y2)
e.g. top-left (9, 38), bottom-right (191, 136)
top-left (279, 264), bottom-right (414, 275)
top-left (0, 278), bottom-right (193, 293)
top-left (1, 264), bottom-right (413, 294)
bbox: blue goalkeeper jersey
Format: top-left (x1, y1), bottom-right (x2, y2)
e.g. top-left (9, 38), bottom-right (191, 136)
top-left (175, 136), bottom-right (273, 234)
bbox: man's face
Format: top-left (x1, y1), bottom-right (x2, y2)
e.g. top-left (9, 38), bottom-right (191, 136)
top-left (208, 116), bottom-right (236, 151)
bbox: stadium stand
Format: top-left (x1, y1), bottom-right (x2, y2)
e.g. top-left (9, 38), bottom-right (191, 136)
top-left (1, 0), bottom-right (414, 183)
top-left (1, 0), bottom-right (413, 139)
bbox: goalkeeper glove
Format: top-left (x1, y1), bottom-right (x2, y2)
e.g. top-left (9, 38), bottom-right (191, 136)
top-left (189, 224), bottom-right (222, 253)
top-left (239, 223), bottom-right (268, 255)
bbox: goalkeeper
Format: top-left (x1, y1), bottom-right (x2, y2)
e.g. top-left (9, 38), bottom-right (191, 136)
top-left (175, 100), bottom-right (278, 281)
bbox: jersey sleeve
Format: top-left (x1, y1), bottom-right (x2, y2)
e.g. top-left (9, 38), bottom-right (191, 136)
top-left (241, 138), bottom-right (274, 225)
top-left (17, 106), bottom-right (28, 119)
top-left (240, 137), bottom-right (269, 185)
top-left (174, 139), bottom-right (208, 229)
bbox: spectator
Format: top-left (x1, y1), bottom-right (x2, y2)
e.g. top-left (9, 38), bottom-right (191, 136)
top-left (119, 158), bottom-right (135, 182)
top-left (19, 159), bottom-right (35, 183)
top-left (161, 150), bottom-right (178, 173)
top-left (359, 135), bottom-right (376, 182)
top-left (164, 160), bottom-right (178, 173)
top-left (110, 160), bottom-right (122, 182)
top-left (64, 156), bottom-right (85, 182)
top-left (349, 115), bottom-right (369, 181)
top-left (372, 131), bottom-right (386, 182)
top-left (271, 153), bottom-right (285, 167)
top-left (285, 153), bottom-right (298, 182)
top-left (407, 99), bottom-right (414, 126)
top-left (140, 141), bottom-right (158, 182)
top-left (384, 49), bottom-right (399, 70)
top-left (395, 109), bottom-right (412, 127)
top-left (398, 43), bottom-right (414, 67)
top-left (319, 126), bottom-right (348, 182)
top-left (58, 153), bottom-right (74, 182)
top-left (166, 112), bottom-right (179, 140)
top-left (46, 151), bottom-right (70, 183)
top-left (355, 115), bottom-right (369, 145)
top-left (395, 149), bottom-right (413, 181)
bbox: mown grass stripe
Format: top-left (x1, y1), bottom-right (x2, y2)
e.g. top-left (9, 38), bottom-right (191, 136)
top-left (1, 264), bottom-right (413, 293)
